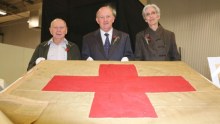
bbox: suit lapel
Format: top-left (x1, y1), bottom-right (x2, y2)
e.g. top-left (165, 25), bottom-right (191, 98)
top-left (66, 42), bottom-right (72, 60)
top-left (43, 41), bottom-right (50, 59)
top-left (95, 30), bottom-right (106, 58)
top-left (108, 29), bottom-right (121, 57)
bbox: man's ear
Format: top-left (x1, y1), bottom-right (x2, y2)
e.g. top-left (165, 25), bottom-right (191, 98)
top-left (96, 18), bottom-right (99, 24)
top-left (144, 17), bottom-right (148, 23)
top-left (112, 17), bottom-right (115, 23)
top-left (49, 28), bottom-right (52, 35)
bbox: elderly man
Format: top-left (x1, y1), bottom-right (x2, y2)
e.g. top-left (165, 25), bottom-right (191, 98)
top-left (27, 18), bottom-right (81, 70)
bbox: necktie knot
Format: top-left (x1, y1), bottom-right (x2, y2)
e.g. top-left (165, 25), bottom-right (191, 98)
top-left (104, 33), bottom-right (109, 37)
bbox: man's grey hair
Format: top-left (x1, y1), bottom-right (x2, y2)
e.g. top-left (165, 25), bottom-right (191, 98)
top-left (96, 5), bottom-right (116, 18)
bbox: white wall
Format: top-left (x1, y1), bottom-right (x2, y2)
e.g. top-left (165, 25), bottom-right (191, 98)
top-left (0, 18), bottom-right (40, 49)
top-left (0, 42), bottom-right (34, 86)
top-left (150, 0), bottom-right (220, 79)
top-left (0, 18), bottom-right (39, 87)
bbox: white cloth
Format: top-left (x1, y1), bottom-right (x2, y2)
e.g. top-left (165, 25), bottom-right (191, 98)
top-left (86, 57), bottom-right (94, 61)
top-left (35, 57), bottom-right (46, 64)
top-left (212, 66), bottom-right (220, 77)
top-left (121, 57), bottom-right (129, 62)
top-left (86, 57), bottom-right (129, 61)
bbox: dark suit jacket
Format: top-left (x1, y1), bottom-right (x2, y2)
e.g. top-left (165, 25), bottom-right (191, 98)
top-left (27, 40), bottom-right (81, 70)
top-left (82, 29), bottom-right (134, 60)
top-left (135, 25), bottom-right (180, 61)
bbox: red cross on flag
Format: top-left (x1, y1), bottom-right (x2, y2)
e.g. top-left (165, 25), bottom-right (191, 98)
top-left (43, 64), bottom-right (195, 118)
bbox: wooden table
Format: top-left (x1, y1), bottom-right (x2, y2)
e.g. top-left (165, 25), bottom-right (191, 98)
top-left (1, 61), bottom-right (220, 124)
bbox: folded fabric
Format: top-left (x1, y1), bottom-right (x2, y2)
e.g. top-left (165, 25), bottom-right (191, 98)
top-left (0, 94), bottom-right (48, 124)
top-left (0, 110), bottom-right (13, 124)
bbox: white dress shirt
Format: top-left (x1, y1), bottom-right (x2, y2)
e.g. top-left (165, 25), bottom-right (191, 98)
top-left (100, 28), bottom-right (113, 45)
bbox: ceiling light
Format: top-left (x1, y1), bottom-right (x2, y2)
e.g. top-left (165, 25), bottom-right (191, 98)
top-left (0, 9), bottom-right (7, 15)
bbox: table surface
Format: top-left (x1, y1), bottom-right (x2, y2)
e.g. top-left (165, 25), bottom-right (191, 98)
top-left (1, 61), bottom-right (220, 124)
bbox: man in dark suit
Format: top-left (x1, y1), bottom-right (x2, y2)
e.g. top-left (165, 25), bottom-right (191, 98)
top-left (135, 4), bottom-right (180, 61)
top-left (82, 5), bottom-right (134, 61)
top-left (27, 18), bottom-right (81, 70)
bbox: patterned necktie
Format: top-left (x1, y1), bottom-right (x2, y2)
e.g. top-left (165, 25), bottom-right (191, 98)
top-left (104, 33), bottom-right (110, 57)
